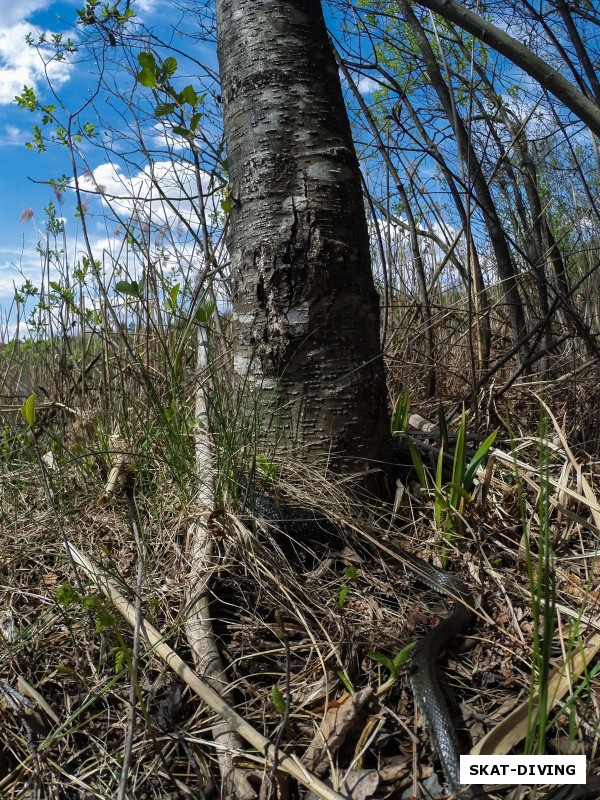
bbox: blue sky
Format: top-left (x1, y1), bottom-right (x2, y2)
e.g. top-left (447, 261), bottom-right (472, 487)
top-left (0, 0), bottom-right (223, 336)
top-left (0, 0), bottom-right (367, 339)
top-left (1, 1), bottom-right (596, 341)
top-left (0, 0), bottom-right (75, 320)
top-left (4, 0), bottom-right (523, 343)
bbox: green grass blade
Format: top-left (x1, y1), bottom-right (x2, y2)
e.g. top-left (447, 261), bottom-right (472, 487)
top-left (391, 393), bottom-right (411, 438)
top-left (434, 445), bottom-right (444, 528)
top-left (464, 429), bottom-right (498, 492)
top-left (407, 438), bottom-right (429, 492)
top-left (449, 407), bottom-right (467, 512)
top-left (438, 403), bottom-right (449, 451)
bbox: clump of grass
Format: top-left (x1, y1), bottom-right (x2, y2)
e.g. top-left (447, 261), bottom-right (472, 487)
top-left (2, 206), bottom-right (600, 797)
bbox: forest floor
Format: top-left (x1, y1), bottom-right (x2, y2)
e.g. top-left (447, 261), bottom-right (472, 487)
top-left (1, 360), bottom-right (599, 800)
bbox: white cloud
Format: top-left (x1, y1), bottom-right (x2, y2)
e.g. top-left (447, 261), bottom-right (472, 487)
top-left (78, 158), bottom-right (221, 231)
top-left (0, 245), bottom-right (42, 298)
top-left (0, 211), bottom-right (230, 343)
top-left (0, 7), bottom-right (74, 105)
top-left (132, 0), bottom-right (161, 13)
top-left (149, 122), bottom-right (192, 153)
top-left (0, 0), bottom-right (50, 27)
top-left (357, 76), bottom-right (378, 96)
top-left (0, 124), bottom-right (29, 145)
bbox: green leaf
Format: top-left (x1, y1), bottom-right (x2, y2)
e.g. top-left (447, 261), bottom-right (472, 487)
top-left (21, 393), bottom-right (36, 428)
top-left (136, 68), bottom-right (157, 88)
top-left (257, 452), bottom-right (276, 480)
top-left (179, 84), bottom-right (199, 107)
top-left (367, 652), bottom-right (394, 673)
top-left (438, 403), bottom-right (449, 451)
top-left (336, 670), bottom-right (355, 694)
top-left (165, 282), bottom-right (180, 311)
top-left (450, 408), bottom-right (467, 511)
top-left (392, 641), bottom-right (416, 669)
top-left (271, 684), bottom-right (286, 716)
top-left (391, 392), bottom-right (410, 438)
top-left (113, 646), bottom-right (131, 674)
top-left (337, 585), bottom-right (349, 610)
top-left (369, 643), bottom-right (416, 679)
top-left (161, 56), bottom-right (178, 78)
top-left (446, 481), bottom-right (471, 506)
top-left (115, 280), bottom-right (141, 298)
top-left (464, 429), bottom-right (498, 492)
top-left (155, 102), bottom-right (175, 117)
top-left (344, 565), bottom-right (358, 580)
top-left (407, 438), bottom-right (428, 492)
top-left (189, 112), bottom-right (202, 131)
top-left (172, 125), bottom-right (191, 138)
top-left (193, 300), bottom-right (216, 325)
top-left (55, 583), bottom-right (80, 606)
top-left (81, 594), bottom-right (102, 613)
top-left (434, 445), bottom-right (445, 529)
top-left (220, 197), bottom-right (231, 214)
top-left (94, 610), bottom-right (111, 633)
top-left (137, 51), bottom-right (157, 70)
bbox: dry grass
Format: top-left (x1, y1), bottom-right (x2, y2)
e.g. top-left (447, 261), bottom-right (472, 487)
top-left (1, 366), bottom-right (599, 799)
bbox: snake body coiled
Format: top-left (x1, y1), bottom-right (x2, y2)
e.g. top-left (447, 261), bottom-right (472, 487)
top-left (248, 489), bottom-right (476, 794)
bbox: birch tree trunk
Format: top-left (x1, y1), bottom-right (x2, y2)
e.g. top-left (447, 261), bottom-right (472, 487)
top-left (215, 0), bottom-right (392, 492)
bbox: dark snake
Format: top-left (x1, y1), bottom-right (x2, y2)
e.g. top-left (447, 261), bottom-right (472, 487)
top-left (248, 490), bottom-right (475, 796)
